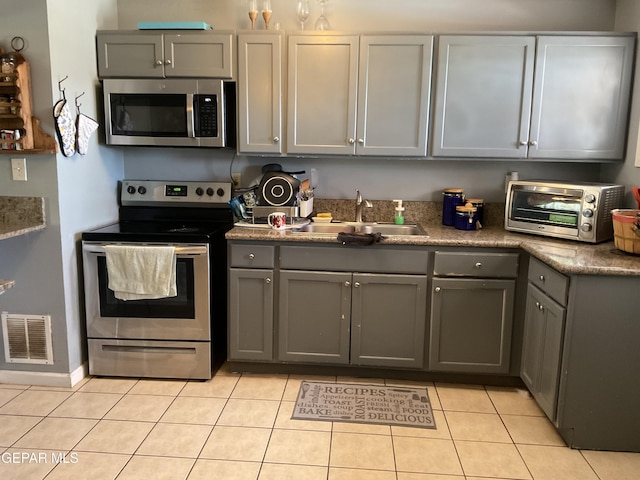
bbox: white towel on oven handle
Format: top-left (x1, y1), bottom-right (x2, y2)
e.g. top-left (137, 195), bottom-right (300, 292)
top-left (104, 245), bottom-right (177, 300)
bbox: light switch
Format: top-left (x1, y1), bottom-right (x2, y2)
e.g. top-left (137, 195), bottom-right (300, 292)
top-left (11, 158), bottom-right (27, 181)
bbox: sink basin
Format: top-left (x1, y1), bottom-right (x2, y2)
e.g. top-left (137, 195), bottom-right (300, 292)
top-left (355, 224), bottom-right (427, 236)
top-left (296, 224), bottom-right (356, 234)
top-left (294, 222), bottom-right (427, 236)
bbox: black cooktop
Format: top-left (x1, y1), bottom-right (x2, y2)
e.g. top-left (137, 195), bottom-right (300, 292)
top-left (82, 205), bottom-right (234, 244)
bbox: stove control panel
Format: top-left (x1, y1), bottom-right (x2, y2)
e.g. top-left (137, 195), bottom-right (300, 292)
top-left (121, 180), bottom-right (232, 206)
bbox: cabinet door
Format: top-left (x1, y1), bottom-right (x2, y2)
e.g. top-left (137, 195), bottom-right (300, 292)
top-left (97, 33), bottom-right (164, 78)
top-left (228, 268), bottom-right (274, 361)
top-left (431, 35), bottom-right (535, 158)
top-left (429, 278), bottom-right (515, 373)
top-left (287, 35), bottom-right (359, 155)
top-left (521, 284), bottom-right (566, 420)
top-left (164, 32), bottom-right (233, 78)
top-left (237, 33), bottom-right (283, 154)
top-left (278, 270), bottom-right (351, 364)
top-left (351, 274), bottom-right (427, 368)
top-left (356, 35), bottom-right (433, 156)
top-left (529, 36), bottom-right (634, 160)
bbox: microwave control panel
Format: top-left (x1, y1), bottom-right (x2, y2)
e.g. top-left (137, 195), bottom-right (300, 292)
top-left (194, 94), bottom-right (218, 137)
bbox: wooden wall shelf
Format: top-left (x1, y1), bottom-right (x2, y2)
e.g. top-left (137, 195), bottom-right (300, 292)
top-left (0, 50), bottom-right (57, 155)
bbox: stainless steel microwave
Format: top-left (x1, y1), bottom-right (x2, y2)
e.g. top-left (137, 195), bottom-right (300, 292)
top-left (505, 180), bottom-right (624, 243)
top-left (102, 78), bottom-right (234, 147)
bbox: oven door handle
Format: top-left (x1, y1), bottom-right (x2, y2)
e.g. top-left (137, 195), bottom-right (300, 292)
top-left (82, 244), bottom-right (208, 256)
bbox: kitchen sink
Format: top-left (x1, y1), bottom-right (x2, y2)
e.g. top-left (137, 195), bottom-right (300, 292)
top-left (294, 222), bottom-right (428, 236)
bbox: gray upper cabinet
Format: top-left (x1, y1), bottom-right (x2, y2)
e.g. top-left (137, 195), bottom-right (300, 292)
top-left (529, 36), bottom-right (634, 160)
top-left (287, 34), bottom-right (433, 156)
top-left (237, 32), bottom-right (283, 154)
top-left (432, 35), bottom-right (535, 158)
top-left (355, 35), bottom-right (433, 156)
top-left (287, 35), bottom-right (359, 155)
top-left (432, 34), bottom-right (634, 160)
top-left (97, 31), bottom-right (234, 79)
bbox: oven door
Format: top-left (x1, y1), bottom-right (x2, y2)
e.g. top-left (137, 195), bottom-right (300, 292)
top-left (506, 184), bottom-right (583, 239)
top-left (82, 242), bottom-right (211, 341)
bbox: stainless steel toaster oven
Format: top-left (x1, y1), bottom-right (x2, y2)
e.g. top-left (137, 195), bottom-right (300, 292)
top-left (505, 180), bottom-right (624, 243)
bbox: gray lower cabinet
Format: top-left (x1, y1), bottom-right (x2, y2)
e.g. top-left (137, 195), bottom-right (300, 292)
top-left (228, 244), bottom-right (276, 361)
top-left (429, 251), bottom-right (518, 374)
top-left (520, 283), bottom-right (565, 421)
top-left (228, 268), bottom-right (274, 361)
top-left (278, 270), bottom-right (427, 368)
top-left (429, 278), bottom-right (515, 373)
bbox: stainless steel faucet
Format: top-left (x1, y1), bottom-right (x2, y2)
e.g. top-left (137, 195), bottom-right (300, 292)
top-left (355, 189), bottom-right (373, 223)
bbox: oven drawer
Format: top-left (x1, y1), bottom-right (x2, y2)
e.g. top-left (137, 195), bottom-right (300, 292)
top-left (230, 244), bottom-right (275, 268)
top-left (87, 339), bottom-right (212, 380)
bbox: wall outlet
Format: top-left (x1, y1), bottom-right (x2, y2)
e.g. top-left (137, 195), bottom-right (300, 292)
top-left (231, 172), bottom-right (241, 187)
top-left (11, 158), bottom-right (27, 181)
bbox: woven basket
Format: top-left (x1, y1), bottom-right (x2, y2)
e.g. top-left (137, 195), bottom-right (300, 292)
top-left (611, 209), bottom-right (640, 254)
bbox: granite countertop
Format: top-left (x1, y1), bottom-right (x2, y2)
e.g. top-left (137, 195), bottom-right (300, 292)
top-left (0, 196), bottom-right (46, 240)
top-left (227, 219), bottom-right (640, 277)
top-left (0, 279), bottom-right (16, 295)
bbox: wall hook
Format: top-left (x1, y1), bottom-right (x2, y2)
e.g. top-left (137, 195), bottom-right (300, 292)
top-left (58, 76), bottom-right (68, 99)
top-left (75, 92), bottom-right (85, 113)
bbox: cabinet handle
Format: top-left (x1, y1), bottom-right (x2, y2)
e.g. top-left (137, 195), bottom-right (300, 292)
top-left (248, 253), bottom-right (255, 260)
top-left (273, 136), bottom-right (280, 143)
top-left (354, 282), bottom-right (360, 288)
top-left (539, 275), bottom-right (545, 282)
top-left (348, 138), bottom-right (355, 145)
top-left (435, 286), bottom-right (441, 293)
top-left (474, 262), bottom-right (482, 268)
top-left (357, 138), bottom-right (364, 144)
top-left (529, 140), bottom-right (538, 146)
top-left (156, 60), bottom-right (163, 66)
top-left (165, 59), bottom-right (172, 65)
top-left (345, 281), bottom-right (350, 287)
top-left (265, 277), bottom-right (271, 284)
top-left (518, 140), bottom-right (528, 146)
top-left (538, 303), bottom-right (544, 311)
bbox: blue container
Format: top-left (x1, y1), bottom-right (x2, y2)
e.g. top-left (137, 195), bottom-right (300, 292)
top-left (466, 198), bottom-right (484, 227)
top-left (442, 188), bottom-right (465, 226)
top-left (455, 205), bottom-right (478, 231)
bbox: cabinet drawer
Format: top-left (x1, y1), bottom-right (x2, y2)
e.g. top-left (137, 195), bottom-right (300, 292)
top-left (528, 257), bottom-right (568, 306)
top-left (280, 245), bottom-right (429, 274)
top-left (229, 244), bottom-right (275, 268)
top-left (433, 251), bottom-right (519, 278)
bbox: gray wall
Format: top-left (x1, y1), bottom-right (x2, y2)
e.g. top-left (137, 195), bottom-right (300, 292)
top-left (0, 0), bottom-right (122, 378)
top-left (119, 0), bottom-right (620, 203)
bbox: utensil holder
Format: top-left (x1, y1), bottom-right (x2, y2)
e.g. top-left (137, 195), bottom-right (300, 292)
top-left (298, 198), bottom-right (314, 218)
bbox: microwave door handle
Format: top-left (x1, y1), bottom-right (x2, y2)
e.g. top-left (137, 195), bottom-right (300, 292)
top-left (186, 94), bottom-right (195, 138)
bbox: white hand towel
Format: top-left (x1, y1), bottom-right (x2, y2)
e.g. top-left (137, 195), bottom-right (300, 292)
top-left (104, 245), bottom-right (177, 300)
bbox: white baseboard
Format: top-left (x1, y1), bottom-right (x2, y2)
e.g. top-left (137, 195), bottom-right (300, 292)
top-left (0, 363), bottom-right (88, 388)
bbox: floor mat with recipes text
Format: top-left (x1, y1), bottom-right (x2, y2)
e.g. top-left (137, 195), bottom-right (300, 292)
top-left (292, 381), bottom-right (436, 429)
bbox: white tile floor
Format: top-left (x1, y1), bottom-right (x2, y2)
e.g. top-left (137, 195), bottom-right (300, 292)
top-left (1, 365), bottom-right (639, 479)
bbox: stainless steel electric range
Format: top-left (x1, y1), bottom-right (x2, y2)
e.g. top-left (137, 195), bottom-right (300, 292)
top-left (81, 180), bottom-right (233, 380)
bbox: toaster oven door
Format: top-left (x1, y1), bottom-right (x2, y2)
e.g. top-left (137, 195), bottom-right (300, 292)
top-left (507, 185), bottom-right (583, 239)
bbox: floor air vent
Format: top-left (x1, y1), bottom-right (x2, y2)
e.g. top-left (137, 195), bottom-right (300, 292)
top-left (1, 312), bottom-right (54, 364)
